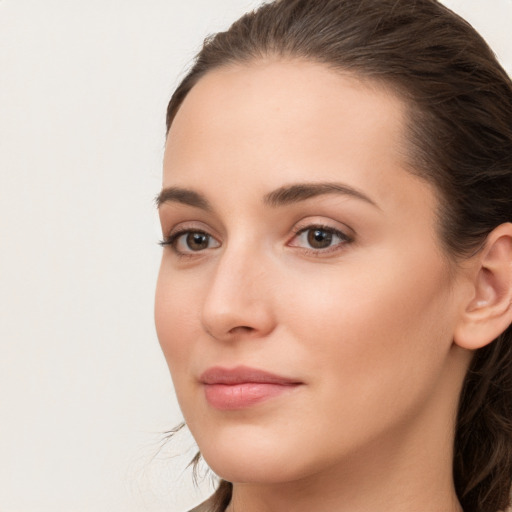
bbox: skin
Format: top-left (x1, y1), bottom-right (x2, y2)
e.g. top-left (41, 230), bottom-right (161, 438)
top-left (155, 60), bottom-right (473, 512)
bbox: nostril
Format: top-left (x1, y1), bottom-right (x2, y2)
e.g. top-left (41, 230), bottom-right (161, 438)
top-left (228, 325), bottom-right (255, 335)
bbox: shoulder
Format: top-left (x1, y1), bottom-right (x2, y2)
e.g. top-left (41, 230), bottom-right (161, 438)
top-left (187, 495), bottom-right (218, 512)
top-left (187, 481), bottom-right (232, 512)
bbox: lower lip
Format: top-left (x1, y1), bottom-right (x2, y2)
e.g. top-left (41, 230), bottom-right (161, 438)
top-left (204, 382), bottom-right (300, 410)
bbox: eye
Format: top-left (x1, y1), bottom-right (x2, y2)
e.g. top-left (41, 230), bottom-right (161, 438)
top-left (289, 225), bottom-right (352, 252)
top-left (161, 229), bottom-right (221, 254)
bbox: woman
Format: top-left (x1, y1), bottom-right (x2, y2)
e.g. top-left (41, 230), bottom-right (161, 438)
top-left (155, 1), bottom-right (512, 511)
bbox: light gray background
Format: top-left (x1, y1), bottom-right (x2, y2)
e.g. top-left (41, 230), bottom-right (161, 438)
top-left (1, 1), bottom-right (511, 511)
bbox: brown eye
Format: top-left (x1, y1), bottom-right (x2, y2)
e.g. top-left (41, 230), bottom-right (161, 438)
top-left (307, 228), bottom-right (333, 249)
top-left (186, 232), bottom-right (210, 251)
top-left (289, 224), bottom-right (352, 254)
top-left (161, 229), bottom-right (221, 254)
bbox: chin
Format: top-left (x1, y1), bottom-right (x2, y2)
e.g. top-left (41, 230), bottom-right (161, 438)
top-left (193, 423), bottom-right (345, 487)
top-left (193, 426), bottom-right (307, 484)
top-left (205, 452), bottom-right (306, 485)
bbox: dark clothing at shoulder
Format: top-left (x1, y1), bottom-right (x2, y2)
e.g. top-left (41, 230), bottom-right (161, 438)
top-left (188, 495), bottom-right (218, 512)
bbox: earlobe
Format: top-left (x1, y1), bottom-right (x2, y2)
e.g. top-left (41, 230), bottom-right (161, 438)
top-left (454, 222), bottom-right (512, 350)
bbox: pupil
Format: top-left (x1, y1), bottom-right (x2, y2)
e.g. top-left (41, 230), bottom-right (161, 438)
top-left (187, 232), bottom-right (208, 250)
top-left (308, 229), bottom-right (332, 248)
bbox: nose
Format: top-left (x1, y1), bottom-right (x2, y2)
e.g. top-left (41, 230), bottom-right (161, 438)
top-left (201, 244), bottom-right (277, 342)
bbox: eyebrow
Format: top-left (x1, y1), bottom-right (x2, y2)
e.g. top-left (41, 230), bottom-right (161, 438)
top-left (263, 182), bottom-right (379, 209)
top-left (156, 182), bottom-right (379, 210)
top-left (155, 187), bottom-right (212, 210)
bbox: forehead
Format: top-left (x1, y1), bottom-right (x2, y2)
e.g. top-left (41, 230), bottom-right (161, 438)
top-left (163, 60), bottom-right (430, 214)
top-left (165, 59), bottom-right (408, 170)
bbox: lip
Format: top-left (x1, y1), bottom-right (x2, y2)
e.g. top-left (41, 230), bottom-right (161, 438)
top-left (199, 365), bottom-right (303, 410)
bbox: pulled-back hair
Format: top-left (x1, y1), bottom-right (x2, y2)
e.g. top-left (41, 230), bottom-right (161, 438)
top-left (166, 1), bottom-right (512, 511)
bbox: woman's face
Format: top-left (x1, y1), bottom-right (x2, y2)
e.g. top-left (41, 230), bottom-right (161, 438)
top-left (156, 61), bottom-right (469, 484)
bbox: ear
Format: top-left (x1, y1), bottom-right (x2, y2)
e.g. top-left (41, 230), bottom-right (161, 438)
top-left (454, 222), bottom-right (512, 350)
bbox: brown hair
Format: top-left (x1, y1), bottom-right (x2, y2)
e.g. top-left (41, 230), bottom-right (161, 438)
top-left (165, 1), bottom-right (512, 511)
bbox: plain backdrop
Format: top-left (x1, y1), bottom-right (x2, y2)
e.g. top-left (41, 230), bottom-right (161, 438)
top-left (0, 1), bottom-right (511, 511)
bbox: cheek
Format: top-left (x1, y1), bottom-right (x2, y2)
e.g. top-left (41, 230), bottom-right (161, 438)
top-left (154, 261), bottom-right (200, 378)
top-left (280, 248), bottom-right (456, 421)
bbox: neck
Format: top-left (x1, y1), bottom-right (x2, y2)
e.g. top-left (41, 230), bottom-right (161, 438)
top-left (226, 430), bottom-right (462, 512)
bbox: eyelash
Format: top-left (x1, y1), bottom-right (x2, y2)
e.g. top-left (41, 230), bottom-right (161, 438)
top-left (289, 224), bottom-right (353, 256)
top-left (159, 224), bottom-right (353, 257)
top-left (159, 229), bottom-right (219, 257)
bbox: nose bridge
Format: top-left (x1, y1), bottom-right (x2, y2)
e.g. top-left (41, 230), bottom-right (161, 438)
top-left (201, 238), bottom-right (275, 340)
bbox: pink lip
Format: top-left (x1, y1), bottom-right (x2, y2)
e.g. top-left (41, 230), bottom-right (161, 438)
top-left (200, 366), bottom-right (302, 410)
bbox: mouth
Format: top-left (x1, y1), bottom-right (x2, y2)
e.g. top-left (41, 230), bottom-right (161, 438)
top-left (199, 365), bottom-right (303, 411)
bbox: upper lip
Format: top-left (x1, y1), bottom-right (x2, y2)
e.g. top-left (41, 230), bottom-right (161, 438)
top-left (199, 365), bottom-right (302, 385)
